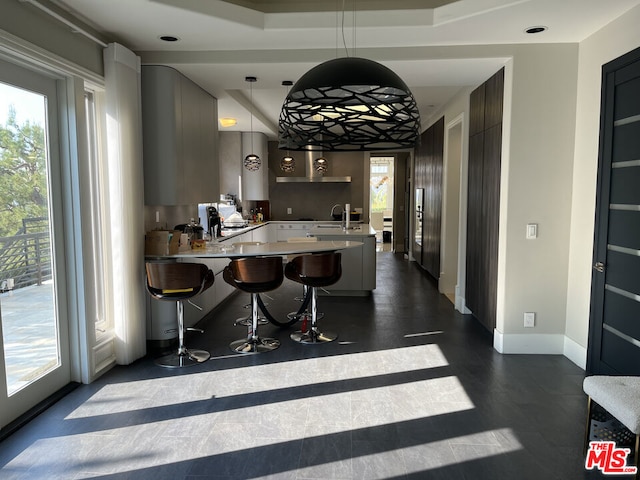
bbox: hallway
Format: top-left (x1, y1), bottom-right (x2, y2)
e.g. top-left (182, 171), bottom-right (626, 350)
top-left (0, 252), bottom-right (591, 479)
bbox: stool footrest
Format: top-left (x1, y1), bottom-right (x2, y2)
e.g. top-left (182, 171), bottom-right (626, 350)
top-left (154, 349), bottom-right (210, 368)
top-left (230, 337), bottom-right (280, 354)
top-left (291, 329), bottom-right (337, 344)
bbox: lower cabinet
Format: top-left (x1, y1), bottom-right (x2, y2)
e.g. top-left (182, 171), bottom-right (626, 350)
top-left (146, 257), bottom-right (233, 346)
top-left (275, 223), bottom-right (313, 241)
top-left (312, 235), bottom-right (376, 295)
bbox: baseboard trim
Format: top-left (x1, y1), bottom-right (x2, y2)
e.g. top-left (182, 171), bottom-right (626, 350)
top-left (493, 330), bottom-right (587, 370)
top-left (493, 330), bottom-right (564, 354)
top-left (454, 285), bottom-right (471, 314)
top-left (563, 335), bottom-right (587, 370)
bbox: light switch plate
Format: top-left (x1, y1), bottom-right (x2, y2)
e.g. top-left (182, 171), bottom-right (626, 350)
top-left (524, 312), bottom-right (535, 328)
top-left (526, 223), bottom-right (538, 239)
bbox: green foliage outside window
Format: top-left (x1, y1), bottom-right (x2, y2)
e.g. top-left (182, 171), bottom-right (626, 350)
top-left (0, 106), bottom-right (48, 237)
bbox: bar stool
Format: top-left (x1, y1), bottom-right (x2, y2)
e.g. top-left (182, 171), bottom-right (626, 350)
top-left (230, 242), bottom-right (269, 327)
top-left (223, 256), bottom-right (283, 353)
top-left (285, 252), bottom-right (341, 344)
top-left (145, 261), bottom-right (214, 367)
top-left (285, 236), bottom-right (323, 321)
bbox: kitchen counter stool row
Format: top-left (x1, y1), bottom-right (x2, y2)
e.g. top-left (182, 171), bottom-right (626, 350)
top-left (144, 251), bottom-right (342, 367)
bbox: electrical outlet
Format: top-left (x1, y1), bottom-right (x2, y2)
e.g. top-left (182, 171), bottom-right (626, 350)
top-left (524, 312), bottom-right (535, 328)
top-left (287, 207), bottom-right (292, 215)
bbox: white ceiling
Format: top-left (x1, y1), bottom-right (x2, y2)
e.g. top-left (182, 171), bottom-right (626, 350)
top-left (50, 0), bottom-right (640, 140)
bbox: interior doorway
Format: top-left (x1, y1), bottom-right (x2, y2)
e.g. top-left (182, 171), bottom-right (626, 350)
top-left (440, 117), bottom-right (463, 304)
top-left (369, 156), bottom-right (394, 250)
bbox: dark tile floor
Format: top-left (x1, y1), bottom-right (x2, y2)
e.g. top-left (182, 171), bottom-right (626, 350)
top-left (0, 252), bottom-right (611, 479)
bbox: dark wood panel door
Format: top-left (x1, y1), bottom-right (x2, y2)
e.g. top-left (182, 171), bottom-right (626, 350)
top-left (423, 117), bottom-right (444, 278)
top-left (470, 83), bottom-right (485, 135)
top-left (465, 68), bottom-right (503, 332)
top-left (484, 71), bottom-right (504, 129)
top-left (479, 124), bottom-right (502, 331)
top-left (465, 133), bottom-right (485, 316)
top-left (588, 47), bottom-right (640, 375)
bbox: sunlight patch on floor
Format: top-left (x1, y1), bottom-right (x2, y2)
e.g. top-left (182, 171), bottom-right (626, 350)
top-left (65, 344), bottom-right (451, 419)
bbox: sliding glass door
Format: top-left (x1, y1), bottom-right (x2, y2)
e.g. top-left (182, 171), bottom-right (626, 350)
top-left (0, 59), bottom-right (71, 429)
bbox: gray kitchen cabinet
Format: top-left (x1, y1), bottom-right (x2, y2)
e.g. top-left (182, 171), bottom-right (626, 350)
top-left (142, 65), bottom-right (219, 205)
top-left (310, 229), bottom-right (376, 295)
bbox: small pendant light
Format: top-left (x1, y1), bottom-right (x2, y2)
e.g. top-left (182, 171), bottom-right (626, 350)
top-left (280, 80), bottom-right (296, 172)
top-left (314, 156), bottom-right (328, 175)
top-left (243, 76), bottom-right (261, 171)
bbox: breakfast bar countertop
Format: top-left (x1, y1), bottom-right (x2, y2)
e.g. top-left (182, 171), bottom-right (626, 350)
top-left (147, 240), bottom-right (364, 259)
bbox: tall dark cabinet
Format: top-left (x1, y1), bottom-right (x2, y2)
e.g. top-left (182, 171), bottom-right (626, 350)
top-left (413, 116), bottom-right (444, 280)
top-left (466, 68), bottom-right (504, 332)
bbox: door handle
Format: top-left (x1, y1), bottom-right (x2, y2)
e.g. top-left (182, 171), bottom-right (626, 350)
top-left (593, 262), bottom-right (605, 273)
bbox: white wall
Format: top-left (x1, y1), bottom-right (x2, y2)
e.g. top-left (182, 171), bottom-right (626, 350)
top-left (241, 131), bottom-right (268, 201)
top-left (0, 0), bottom-right (104, 76)
top-left (439, 118), bottom-right (463, 300)
top-left (219, 131), bottom-right (242, 198)
top-left (496, 44), bottom-right (579, 350)
top-left (565, 5), bottom-right (640, 366)
top-left (423, 45), bottom-right (583, 360)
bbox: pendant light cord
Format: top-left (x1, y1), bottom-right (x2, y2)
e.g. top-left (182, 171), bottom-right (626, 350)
top-left (340, 0), bottom-right (356, 57)
top-left (341, 0), bottom-right (348, 57)
top-left (249, 79), bottom-right (254, 153)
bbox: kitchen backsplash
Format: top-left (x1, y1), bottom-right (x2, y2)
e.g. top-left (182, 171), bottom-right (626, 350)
top-left (267, 141), bottom-right (367, 220)
top-left (144, 204), bottom-right (198, 232)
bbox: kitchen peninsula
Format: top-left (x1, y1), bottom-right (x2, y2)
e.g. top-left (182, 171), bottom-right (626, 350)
top-left (145, 221), bottom-right (376, 347)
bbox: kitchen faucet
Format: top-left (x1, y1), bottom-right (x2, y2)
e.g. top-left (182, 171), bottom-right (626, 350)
top-left (330, 204), bottom-right (342, 219)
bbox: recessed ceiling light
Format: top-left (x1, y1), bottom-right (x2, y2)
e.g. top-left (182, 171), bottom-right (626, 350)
top-left (219, 117), bottom-right (237, 128)
top-left (159, 35), bottom-right (180, 42)
top-left (525, 26), bottom-right (547, 34)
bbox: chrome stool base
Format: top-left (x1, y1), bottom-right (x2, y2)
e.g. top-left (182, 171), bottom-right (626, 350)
top-left (287, 311), bottom-right (324, 321)
top-left (290, 329), bottom-right (337, 344)
top-left (155, 348), bottom-right (210, 368)
top-left (230, 337), bottom-right (280, 354)
top-left (235, 315), bottom-right (269, 326)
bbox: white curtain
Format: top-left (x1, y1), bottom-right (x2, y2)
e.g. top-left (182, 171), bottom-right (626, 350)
top-left (103, 43), bottom-right (146, 363)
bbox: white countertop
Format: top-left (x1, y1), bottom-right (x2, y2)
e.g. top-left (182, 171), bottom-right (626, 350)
top-left (216, 221), bottom-right (375, 240)
top-left (148, 240), bottom-right (363, 258)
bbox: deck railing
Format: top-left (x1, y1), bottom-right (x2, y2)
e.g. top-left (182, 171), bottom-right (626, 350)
top-left (0, 218), bottom-right (51, 291)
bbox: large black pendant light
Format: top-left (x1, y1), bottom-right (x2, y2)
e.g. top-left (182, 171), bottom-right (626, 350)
top-left (278, 57), bottom-right (421, 151)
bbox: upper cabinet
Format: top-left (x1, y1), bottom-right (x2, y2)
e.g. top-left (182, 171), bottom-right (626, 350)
top-left (141, 65), bottom-right (219, 205)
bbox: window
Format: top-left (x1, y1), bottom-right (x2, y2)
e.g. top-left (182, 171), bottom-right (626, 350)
top-left (84, 89), bottom-right (112, 342)
top-left (370, 157), bottom-right (394, 213)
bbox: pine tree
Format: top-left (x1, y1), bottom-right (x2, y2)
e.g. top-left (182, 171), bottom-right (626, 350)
top-left (0, 106), bottom-right (49, 238)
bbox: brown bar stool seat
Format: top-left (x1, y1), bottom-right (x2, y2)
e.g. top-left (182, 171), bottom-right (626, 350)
top-left (285, 252), bottom-right (342, 344)
top-left (285, 236), bottom-right (323, 321)
top-left (145, 262), bottom-right (214, 367)
top-left (223, 256), bottom-right (283, 354)
top-left (230, 242), bottom-right (269, 327)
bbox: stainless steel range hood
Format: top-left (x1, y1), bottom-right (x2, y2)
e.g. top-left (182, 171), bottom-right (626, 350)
top-left (276, 150), bottom-right (351, 183)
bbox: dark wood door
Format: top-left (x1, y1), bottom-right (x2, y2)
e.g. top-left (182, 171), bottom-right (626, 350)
top-left (413, 117), bottom-right (444, 279)
top-left (587, 46), bottom-right (640, 375)
top-left (465, 69), bottom-right (503, 332)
